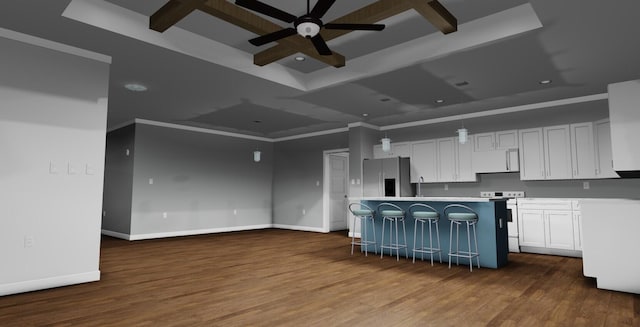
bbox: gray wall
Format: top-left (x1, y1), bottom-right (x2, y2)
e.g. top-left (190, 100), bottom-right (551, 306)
top-left (348, 126), bottom-right (379, 197)
top-left (272, 132), bottom-right (349, 228)
top-left (102, 125), bottom-right (135, 234)
top-left (104, 123), bottom-right (274, 237)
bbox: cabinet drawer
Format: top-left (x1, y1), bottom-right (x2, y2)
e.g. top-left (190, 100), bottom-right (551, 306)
top-left (518, 200), bottom-right (572, 210)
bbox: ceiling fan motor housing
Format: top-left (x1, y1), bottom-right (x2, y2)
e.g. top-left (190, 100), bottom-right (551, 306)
top-left (295, 15), bottom-right (322, 38)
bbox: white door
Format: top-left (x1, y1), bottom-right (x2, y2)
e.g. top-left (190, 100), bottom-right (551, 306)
top-left (329, 154), bottom-right (349, 231)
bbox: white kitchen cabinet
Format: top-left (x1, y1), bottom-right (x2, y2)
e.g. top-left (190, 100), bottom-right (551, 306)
top-left (570, 122), bottom-right (597, 179)
top-left (519, 125), bottom-right (572, 180)
top-left (373, 142), bottom-right (411, 159)
top-left (410, 140), bottom-right (437, 183)
top-left (473, 130), bottom-right (518, 152)
top-left (545, 210), bottom-right (575, 250)
top-left (457, 138), bottom-right (476, 181)
top-left (594, 119), bottom-right (619, 178)
top-left (518, 209), bottom-right (546, 247)
top-left (436, 137), bottom-right (476, 182)
top-left (472, 147), bottom-right (519, 173)
top-left (517, 199), bottom-right (582, 256)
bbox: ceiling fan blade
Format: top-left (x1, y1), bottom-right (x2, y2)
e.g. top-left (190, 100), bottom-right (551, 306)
top-left (324, 23), bottom-right (385, 31)
top-left (310, 34), bottom-right (332, 55)
top-left (235, 0), bottom-right (297, 24)
top-left (309, 0), bottom-right (336, 18)
top-left (249, 28), bottom-right (297, 46)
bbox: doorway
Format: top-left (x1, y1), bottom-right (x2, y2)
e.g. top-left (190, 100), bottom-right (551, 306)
top-left (322, 149), bottom-right (349, 232)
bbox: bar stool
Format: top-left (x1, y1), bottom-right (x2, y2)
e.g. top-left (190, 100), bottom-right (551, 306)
top-left (444, 204), bottom-right (480, 271)
top-left (409, 203), bottom-right (442, 265)
top-left (378, 202), bottom-right (408, 261)
top-left (348, 203), bottom-right (377, 256)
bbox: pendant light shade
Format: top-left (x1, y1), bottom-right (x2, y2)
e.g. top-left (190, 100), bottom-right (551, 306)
top-left (381, 137), bottom-right (391, 152)
top-left (253, 150), bottom-right (261, 162)
top-left (457, 128), bottom-right (468, 144)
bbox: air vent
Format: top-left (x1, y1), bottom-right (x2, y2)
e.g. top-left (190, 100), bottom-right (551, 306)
top-left (455, 81), bottom-right (469, 87)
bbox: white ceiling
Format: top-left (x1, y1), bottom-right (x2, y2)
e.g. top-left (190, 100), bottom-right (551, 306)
top-left (1, 0), bottom-right (639, 138)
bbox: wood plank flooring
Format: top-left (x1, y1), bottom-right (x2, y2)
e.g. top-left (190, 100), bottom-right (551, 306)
top-left (1, 229), bottom-right (638, 326)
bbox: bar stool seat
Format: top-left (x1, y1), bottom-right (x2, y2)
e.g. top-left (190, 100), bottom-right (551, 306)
top-left (348, 203), bottom-right (377, 256)
top-left (378, 203), bottom-right (408, 261)
top-left (409, 203), bottom-right (442, 266)
top-left (444, 204), bottom-right (480, 272)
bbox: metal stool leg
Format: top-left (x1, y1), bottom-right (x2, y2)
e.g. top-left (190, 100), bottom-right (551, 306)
top-left (402, 218), bottom-right (408, 259)
top-left (448, 219), bottom-right (454, 269)
top-left (362, 216), bottom-right (368, 256)
top-left (412, 219), bottom-right (418, 263)
top-left (473, 222), bottom-right (480, 268)
top-left (394, 218), bottom-right (400, 261)
top-left (428, 220), bottom-right (434, 265)
top-left (380, 218), bottom-right (386, 259)
top-left (351, 215), bottom-right (357, 255)
top-left (467, 221), bottom-right (473, 272)
top-left (435, 220), bottom-right (442, 263)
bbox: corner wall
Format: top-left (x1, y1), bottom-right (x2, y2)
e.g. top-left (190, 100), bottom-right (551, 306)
top-left (0, 30), bottom-right (110, 295)
top-left (272, 132), bottom-right (349, 230)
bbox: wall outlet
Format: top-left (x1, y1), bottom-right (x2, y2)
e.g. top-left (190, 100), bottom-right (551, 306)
top-left (444, 184), bottom-right (449, 191)
top-left (233, 209), bottom-right (237, 215)
top-left (85, 164), bottom-right (95, 175)
top-left (49, 161), bottom-right (58, 174)
top-left (103, 210), bottom-right (106, 217)
top-left (316, 180), bottom-right (320, 186)
top-left (67, 162), bottom-right (77, 175)
top-left (302, 209), bottom-right (306, 215)
top-left (162, 212), bottom-right (167, 218)
top-left (149, 178), bottom-right (154, 185)
top-left (356, 179), bottom-right (361, 185)
top-left (583, 181), bottom-right (590, 190)
top-left (24, 235), bottom-right (34, 248)
top-left (125, 149), bottom-right (130, 156)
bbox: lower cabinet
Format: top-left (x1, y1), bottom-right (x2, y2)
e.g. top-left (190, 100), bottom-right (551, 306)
top-left (517, 199), bottom-right (582, 256)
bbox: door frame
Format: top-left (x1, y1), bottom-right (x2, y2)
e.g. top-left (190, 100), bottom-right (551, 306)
top-left (322, 148), bottom-right (349, 233)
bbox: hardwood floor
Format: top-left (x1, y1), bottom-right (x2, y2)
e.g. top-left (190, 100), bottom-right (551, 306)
top-left (1, 229), bottom-right (638, 326)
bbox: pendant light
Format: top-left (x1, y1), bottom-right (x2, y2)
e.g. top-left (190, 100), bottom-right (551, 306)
top-left (457, 122), bottom-right (468, 144)
top-left (253, 145), bottom-right (261, 163)
top-left (381, 133), bottom-right (391, 152)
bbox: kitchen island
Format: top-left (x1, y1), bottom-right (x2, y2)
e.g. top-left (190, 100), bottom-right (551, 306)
top-left (350, 197), bottom-right (509, 268)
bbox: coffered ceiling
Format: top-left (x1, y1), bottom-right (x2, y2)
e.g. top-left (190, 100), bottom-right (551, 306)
top-left (1, 1), bottom-right (639, 138)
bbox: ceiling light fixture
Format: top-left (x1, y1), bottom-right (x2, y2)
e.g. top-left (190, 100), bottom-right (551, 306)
top-left (435, 99), bottom-right (445, 104)
top-left (253, 150), bottom-right (261, 162)
top-left (294, 56), bottom-right (305, 61)
top-left (457, 122), bottom-right (468, 144)
top-left (124, 83), bottom-right (147, 92)
top-left (381, 134), bottom-right (391, 152)
top-left (539, 79), bottom-right (552, 85)
top-left (362, 113), bottom-right (369, 117)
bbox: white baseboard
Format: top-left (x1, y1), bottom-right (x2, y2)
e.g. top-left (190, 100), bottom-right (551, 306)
top-left (102, 224), bottom-right (273, 241)
top-left (101, 223), bottom-right (328, 241)
top-left (272, 224), bottom-right (326, 233)
top-left (0, 271), bottom-right (100, 297)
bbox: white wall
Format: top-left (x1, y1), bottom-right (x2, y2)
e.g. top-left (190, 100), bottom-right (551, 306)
top-left (0, 30), bottom-right (110, 296)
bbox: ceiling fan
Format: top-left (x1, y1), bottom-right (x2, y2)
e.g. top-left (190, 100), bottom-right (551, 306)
top-left (235, 0), bottom-right (385, 56)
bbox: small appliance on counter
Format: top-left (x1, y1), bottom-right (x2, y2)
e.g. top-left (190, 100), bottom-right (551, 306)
top-left (480, 191), bottom-right (525, 253)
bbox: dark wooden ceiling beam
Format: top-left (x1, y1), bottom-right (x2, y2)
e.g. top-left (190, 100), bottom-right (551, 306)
top-left (150, 0), bottom-right (205, 32)
top-left (406, 0), bottom-right (457, 34)
top-left (196, 0), bottom-right (345, 67)
top-left (254, 0), bottom-right (415, 66)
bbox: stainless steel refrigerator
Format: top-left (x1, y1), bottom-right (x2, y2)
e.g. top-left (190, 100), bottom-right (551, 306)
top-left (362, 157), bottom-right (412, 197)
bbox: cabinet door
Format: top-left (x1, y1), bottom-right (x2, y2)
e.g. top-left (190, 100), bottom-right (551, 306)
top-left (570, 122), bottom-right (597, 179)
top-left (594, 119), bottom-right (619, 178)
top-left (519, 128), bottom-right (545, 180)
top-left (495, 130), bottom-right (518, 149)
top-left (373, 144), bottom-right (385, 159)
top-left (545, 210), bottom-right (575, 250)
top-left (473, 132), bottom-right (495, 152)
top-left (573, 211), bottom-right (583, 251)
top-left (437, 137), bottom-right (456, 182)
top-left (456, 137), bottom-right (476, 181)
top-left (393, 143), bottom-right (411, 158)
top-left (543, 125), bottom-right (572, 180)
top-left (518, 209), bottom-right (546, 247)
top-left (410, 140), bottom-right (437, 183)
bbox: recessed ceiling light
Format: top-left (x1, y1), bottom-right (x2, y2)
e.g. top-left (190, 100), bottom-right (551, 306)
top-left (539, 79), bottom-right (552, 85)
top-left (294, 56), bottom-right (305, 61)
top-left (362, 113), bottom-right (369, 117)
top-left (253, 120), bottom-right (262, 123)
top-left (380, 98), bottom-right (391, 102)
top-left (455, 81), bottom-right (470, 87)
top-left (124, 83), bottom-right (147, 92)
top-left (435, 99), bottom-right (445, 104)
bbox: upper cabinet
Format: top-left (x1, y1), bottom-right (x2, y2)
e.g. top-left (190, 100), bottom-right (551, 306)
top-left (519, 125), bottom-right (572, 180)
top-left (410, 137), bottom-right (476, 183)
top-left (473, 130), bottom-right (518, 151)
top-left (570, 122), bottom-right (597, 179)
top-left (373, 142), bottom-right (411, 159)
top-left (594, 119), bottom-right (619, 178)
top-left (472, 130), bottom-right (519, 174)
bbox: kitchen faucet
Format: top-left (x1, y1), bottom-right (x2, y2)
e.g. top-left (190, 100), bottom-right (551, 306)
top-left (416, 176), bottom-right (424, 197)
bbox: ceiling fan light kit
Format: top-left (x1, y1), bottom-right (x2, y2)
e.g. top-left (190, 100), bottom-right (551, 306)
top-left (150, 0), bottom-right (458, 67)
